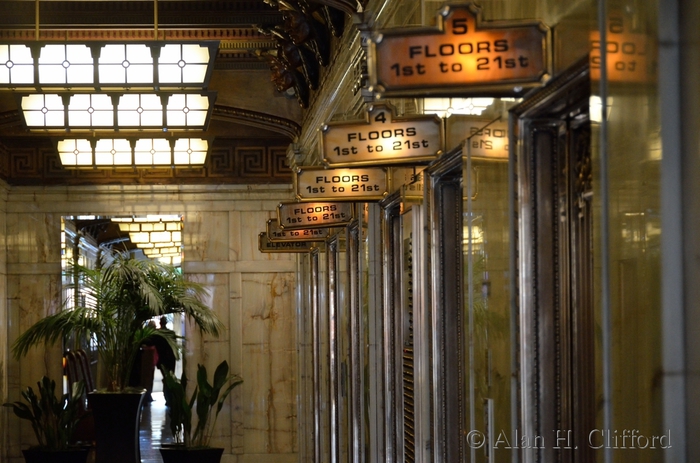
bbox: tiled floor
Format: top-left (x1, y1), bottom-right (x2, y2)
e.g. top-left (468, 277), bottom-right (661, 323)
top-left (139, 391), bottom-right (172, 463)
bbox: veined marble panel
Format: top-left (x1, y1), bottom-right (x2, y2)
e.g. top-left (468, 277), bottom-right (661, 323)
top-left (6, 213), bottom-right (62, 264)
top-left (186, 211), bottom-right (231, 263)
top-left (241, 272), bottom-right (297, 455)
top-left (7, 185), bottom-right (293, 214)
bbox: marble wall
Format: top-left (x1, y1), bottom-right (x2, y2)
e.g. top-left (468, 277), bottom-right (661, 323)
top-left (0, 181), bottom-right (8, 461)
top-left (1, 184), bottom-right (299, 463)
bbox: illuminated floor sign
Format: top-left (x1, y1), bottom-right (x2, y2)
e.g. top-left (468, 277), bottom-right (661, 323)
top-left (266, 218), bottom-right (329, 242)
top-left (277, 201), bottom-right (354, 229)
top-left (368, 3), bottom-right (551, 97)
top-left (258, 232), bottom-right (319, 253)
top-left (321, 104), bottom-right (443, 167)
top-left (294, 166), bottom-right (389, 201)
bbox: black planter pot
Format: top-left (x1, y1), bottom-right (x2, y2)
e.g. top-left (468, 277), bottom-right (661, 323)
top-left (88, 390), bottom-right (146, 463)
top-left (21, 447), bottom-right (90, 463)
top-left (159, 445), bottom-right (224, 463)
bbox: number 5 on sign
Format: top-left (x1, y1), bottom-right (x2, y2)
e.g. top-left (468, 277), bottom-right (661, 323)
top-left (367, 2), bottom-right (551, 98)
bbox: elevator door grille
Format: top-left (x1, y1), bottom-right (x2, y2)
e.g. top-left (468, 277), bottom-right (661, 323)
top-left (403, 232), bottom-right (415, 462)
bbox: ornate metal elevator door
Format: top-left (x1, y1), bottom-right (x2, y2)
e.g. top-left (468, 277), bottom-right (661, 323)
top-left (513, 59), bottom-right (595, 463)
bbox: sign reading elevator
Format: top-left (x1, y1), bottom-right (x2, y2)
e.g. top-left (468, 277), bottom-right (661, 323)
top-left (368, 3), bottom-right (551, 97)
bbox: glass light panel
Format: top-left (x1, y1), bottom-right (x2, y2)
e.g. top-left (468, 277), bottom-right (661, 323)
top-left (94, 138), bottom-right (132, 166)
top-left (144, 246), bottom-right (180, 255)
top-left (21, 94), bottom-right (65, 128)
top-left (159, 43), bottom-right (210, 85)
top-left (134, 138), bottom-right (172, 165)
top-left (68, 94), bottom-right (114, 128)
top-left (423, 97), bottom-right (494, 117)
top-left (149, 252), bottom-right (182, 259)
top-left (173, 138), bottom-right (208, 165)
top-left (166, 94), bottom-right (209, 127)
top-left (136, 241), bottom-right (178, 249)
top-left (118, 223), bottom-right (141, 232)
top-left (38, 44), bottom-right (93, 85)
top-left (156, 255), bottom-right (182, 265)
top-left (118, 94), bottom-right (164, 128)
top-left (149, 231), bottom-right (172, 243)
top-left (0, 44), bottom-right (34, 85)
top-left (57, 139), bottom-right (93, 167)
top-left (2, 41), bottom-right (215, 90)
top-left (154, 242), bottom-right (178, 248)
top-left (142, 223), bottom-right (165, 232)
top-left (146, 215), bottom-right (181, 222)
top-left (99, 44), bottom-right (153, 85)
top-left (129, 232), bottom-right (151, 243)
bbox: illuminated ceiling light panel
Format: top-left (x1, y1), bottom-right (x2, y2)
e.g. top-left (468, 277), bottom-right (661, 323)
top-left (112, 215), bottom-right (181, 223)
top-left (130, 230), bottom-right (182, 245)
top-left (423, 97), bottom-right (495, 117)
top-left (56, 138), bottom-right (209, 169)
top-left (155, 255), bottom-right (182, 266)
top-left (57, 138), bottom-right (93, 168)
top-left (143, 246), bottom-right (181, 255)
top-left (134, 138), bottom-right (173, 166)
top-left (1, 42), bottom-right (218, 90)
top-left (135, 241), bottom-right (180, 249)
top-left (0, 44), bottom-right (33, 85)
top-left (20, 92), bottom-right (215, 131)
top-left (173, 138), bottom-right (208, 165)
top-left (117, 221), bottom-right (182, 233)
top-left (94, 139), bottom-right (133, 167)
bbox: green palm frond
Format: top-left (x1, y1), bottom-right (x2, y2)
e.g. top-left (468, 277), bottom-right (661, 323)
top-left (12, 249), bottom-right (223, 391)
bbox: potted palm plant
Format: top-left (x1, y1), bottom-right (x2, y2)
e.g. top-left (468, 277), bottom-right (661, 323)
top-left (3, 376), bottom-right (90, 463)
top-left (159, 360), bottom-right (243, 463)
top-left (11, 250), bottom-right (224, 463)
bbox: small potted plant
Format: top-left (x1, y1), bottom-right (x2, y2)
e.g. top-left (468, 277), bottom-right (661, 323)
top-left (159, 360), bottom-right (243, 463)
top-left (3, 376), bottom-right (90, 463)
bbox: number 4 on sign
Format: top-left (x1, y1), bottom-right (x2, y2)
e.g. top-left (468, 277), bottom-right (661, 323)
top-left (320, 103), bottom-right (443, 167)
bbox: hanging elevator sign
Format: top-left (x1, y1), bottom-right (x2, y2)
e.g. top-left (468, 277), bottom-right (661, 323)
top-left (258, 232), bottom-right (319, 253)
top-left (277, 201), bottom-right (354, 229)
top-left (267, 218), bottom-right (329, 242)
top-left (321, 104), bottom-right (443, 167)
top-left (367, 3), bottom-right (551, 98)
top-left (294, 166), bottom-right (389, 201)
top-left (447, 117), bottom-right (509, 159)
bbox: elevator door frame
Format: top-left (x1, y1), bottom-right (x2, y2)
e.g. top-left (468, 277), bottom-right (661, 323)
top-left (511, 57), bottom-right (595, 463)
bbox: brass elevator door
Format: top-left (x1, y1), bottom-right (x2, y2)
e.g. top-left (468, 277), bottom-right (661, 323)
top-left (513, 61), bottom-right (595, 463)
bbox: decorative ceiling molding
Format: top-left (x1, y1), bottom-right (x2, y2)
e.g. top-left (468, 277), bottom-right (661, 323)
top-left (0, 111), bottom-right (22, 129)
top-left (0, 28), bottom-right (277, 70)
top-left (213, 105), bottom-right (300, 140)
top-left (0, 28), bottom-right (275, 42)
top-left (0, 1), bottom-right (282, 29)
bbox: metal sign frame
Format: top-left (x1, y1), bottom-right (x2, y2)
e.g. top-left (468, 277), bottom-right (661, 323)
top-left (367, 3), bottom-right (552, 98)
top-left (294, 166), bottom-right (390, 202)
top-left (277, 201), bottom-right (355, 230)
top-left (266, 218), bottom-right (330, 242)
top-left (320, 103), bottom-right (444, 167)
